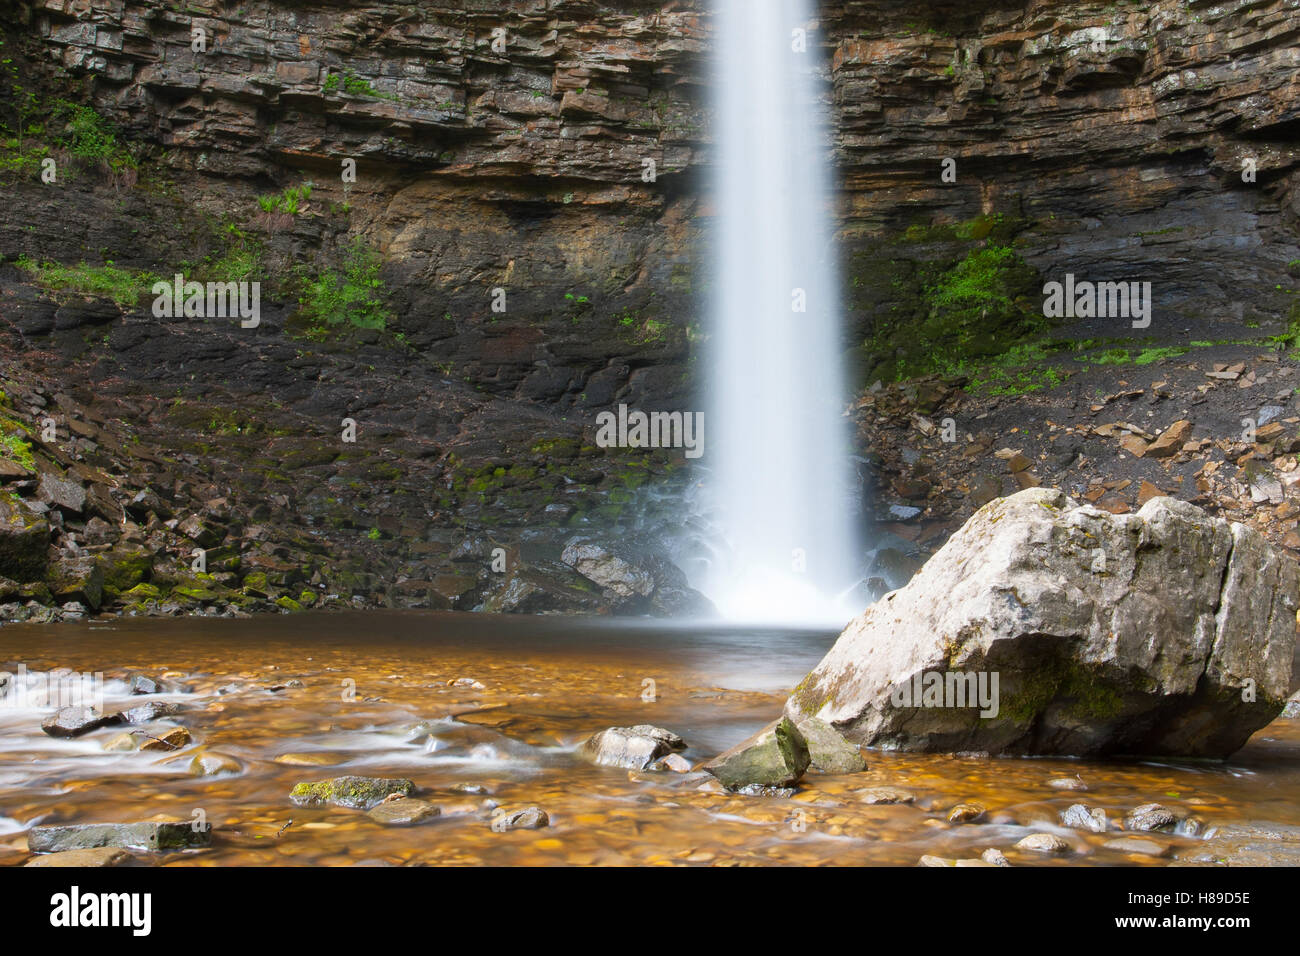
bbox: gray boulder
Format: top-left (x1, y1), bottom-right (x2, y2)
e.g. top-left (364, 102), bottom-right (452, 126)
top-left (576, 725), bottom-right (686, 770)
top-left (786, 488), bottom-right (1298, 757)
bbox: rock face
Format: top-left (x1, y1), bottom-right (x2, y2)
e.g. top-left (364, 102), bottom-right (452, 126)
top-left (786, 488), bottom-right (1299, 758)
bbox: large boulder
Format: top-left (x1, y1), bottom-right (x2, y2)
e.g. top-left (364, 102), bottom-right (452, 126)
top-left (786, 488), bottom-right (1299, 757)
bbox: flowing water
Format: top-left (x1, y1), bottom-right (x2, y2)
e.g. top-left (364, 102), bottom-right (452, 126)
top-left (703, 0), bottom-right (860, 624)
top-left (2, 612), bottom-right (1298, 867)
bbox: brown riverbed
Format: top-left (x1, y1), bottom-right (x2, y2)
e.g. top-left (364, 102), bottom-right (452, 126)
top-left (2, 611), bottom-right (1298, 867)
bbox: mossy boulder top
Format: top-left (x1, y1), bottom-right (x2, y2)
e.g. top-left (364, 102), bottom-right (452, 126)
top-left (786, 488), bottom-right (1299, 758)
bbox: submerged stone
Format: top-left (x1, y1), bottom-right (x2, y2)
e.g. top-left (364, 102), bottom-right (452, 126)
top-left (490, 807), bottom-right (549, 831)
top-left (366, 797), bottom-right (442, 826)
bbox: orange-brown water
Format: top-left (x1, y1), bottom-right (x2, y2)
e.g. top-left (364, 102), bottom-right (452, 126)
top-left (2, 611), bottom-right (1298, 866)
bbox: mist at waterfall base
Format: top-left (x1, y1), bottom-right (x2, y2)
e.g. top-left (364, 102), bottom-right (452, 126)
top-left (695, 0), bottom-right (862, 628)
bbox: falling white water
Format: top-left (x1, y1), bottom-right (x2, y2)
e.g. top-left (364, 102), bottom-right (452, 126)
top-left (701, 0), bottom-right (860, 626)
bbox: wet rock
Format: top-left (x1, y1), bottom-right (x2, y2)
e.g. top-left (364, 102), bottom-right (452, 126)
top-left (1104, 836), bottom-right (1169, 857)
top-left (289, 776), bottom-right (416, 810)
top-left (190, 752), bottom-right (242, 776)
top-left (1016, 833), bottom-right (1070, 854)
top-left (576, 724), bottom-right (686, 770)
top-left (735, 784), bottom-right (796, 798)
top-left (102, 732), bottom-right (141, 752)
top-left (25, 847), bottom-right (134, 867)
top-left (129, 673), bottom-right (185, 695)
top-left (137, 726), bottom-right (191, 751)
top-left (701, 717), bottom-right (810, 791)
top-left (1126, 803), bottom-right (1176, 832)
top-left (1061, 804), bottom-right (1109, 833)
top-left (490, 807), bottom-right (549, 831)
top-left (790, 714), bottom-right (867, 773)
top-left (28, 821), bottom-right (211, 852)
top-left (649, 753), bottom-right (692, 773)
top-left (947, 802), bottom-right (986, 824)
top-left (981, 847), bottom-right (1010, 866)
top-left (1047, 776), bottom-right (1088, 791)
top-left (41, 706), bottom-right (121, 738)
top-left (366, 797), bottom-right (442, 826)
top-left (786, 488), bottom-right (1299, 757)
top-left (857, 787), bottom-right (915, 805)
top-left (120, 700), bottom-right (184, 724)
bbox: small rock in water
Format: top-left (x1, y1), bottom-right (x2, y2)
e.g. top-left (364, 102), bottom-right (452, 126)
top-left (947, 802), bottom-right (986, 824)
top-left (735, 784), bottom-right (796, 798)
top-left (190, 752), bottom-right (242, 776)
top-left (449, 677), bottom-right (486, 689)
top-left (25, 847), bottom-right (134, 867)
top-left (490, 807), bottom-right (549, 832)
top-left (1103, 836), bottom-right (1169, 857)
top-left (919, 855), bottom-right (957, 867)
top-left (650, 753), bottom-right (693, 773)
top-left (701, 717), bottom-right (810, 791)
top-left (858, 787), bottom-right (915, 805)
top-left (366, 797), bottom-right (442, 826)
top-left (450, 783), bottom-right (490, 795)
top-left (888, 505), bottom-right (922, 521)
top-left (1016, 833), bottom-right (1072, 854)
top-left (577, 725), bottom-right (686, 771)
top-left (102, 732), bottom-right (141, 752)
top-left (1048, 776), bottom-right (1088, 791)
top-left (41, 706), bottom-right (121, 738)
top-left (289, 776), bottom-right (416, 810)
top-left (1126, 803), bottom-right (1177, 832)
top-left (28, 821), bottom-right (211, 853)
top-left (981, 848), bottom-right (1010, 867)
top-left (138, 726), bottom-right (192, 751)
top-left (129, 673), bottom-right (183, 695)
top-left (120, 701), bottom-right (183, 725)
top-left (1060, 803), bottom-right (1108, 832)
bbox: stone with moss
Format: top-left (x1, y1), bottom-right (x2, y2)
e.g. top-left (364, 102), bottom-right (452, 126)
top-left (0, 494), bottom-right (49, 582)
top-left (289, 775), bottom-right (415, 810)
top-left (702, 717), bottom-right (810, 791)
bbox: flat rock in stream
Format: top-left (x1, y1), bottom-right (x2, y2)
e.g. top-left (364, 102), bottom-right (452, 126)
top-left (576, 724), bottom-right (685, 770)
top-left (701, 717), bottom-right (810, 791)
top-left (25, 847), bottom-right (135, 867)
top-left (289, 776), bottom-right (415, 810)
top-left (41, 706), bottom-right (122, 738)
top-left (366, 797), bottom-right (442, 826)
top-left (28, 821), bottom-right (210, 852)
top-left (1126, 803), bottom-right (1177, 832)
top-left (786, 488), bottom-right (1300, 757)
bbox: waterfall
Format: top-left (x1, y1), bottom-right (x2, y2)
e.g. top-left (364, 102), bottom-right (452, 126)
top-left (701, 0), bottom-right (860, 625)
